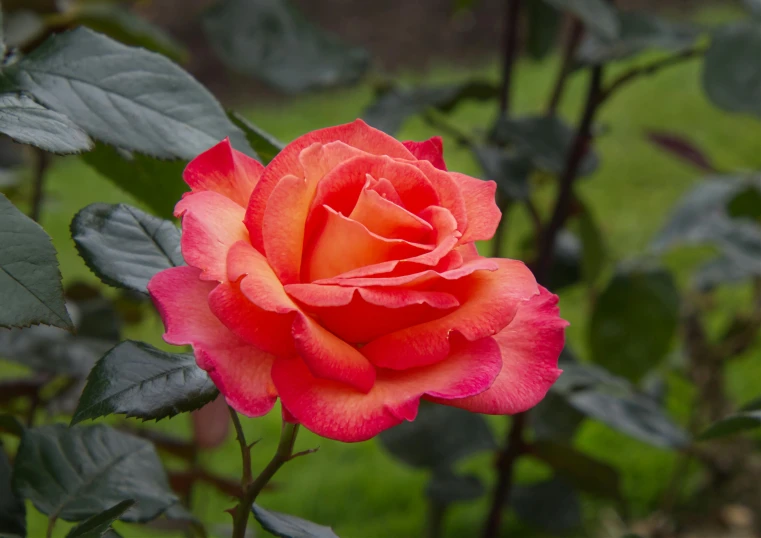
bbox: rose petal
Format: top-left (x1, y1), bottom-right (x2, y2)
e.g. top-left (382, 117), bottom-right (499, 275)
top-left (273, 336), bottom-right (502, 442)
top-left (246, 119), bottom-right (414, 250)
top-left (174, 191), bottom-right (248, 281)
top-left (362, 259), bottom-right (539, 369)
top-left (183, 138), bottom-right (264, 207)
top-left (450, 172), bottom-right (501, 243)
top-left (304, 207), bottom-right (433, 282)
top-left (411, 160), bottom-right (468, 235)
top-left (429, 287), bottom-right (566, 414)
top-left (349, 186), bottom-right (433, 242)
top-left (286, 284), bottom-right (459, 342)
top-left (196, 345), bottom-right (277, 418)
top-left (403, 136), bottom-right (447, 171)
top-left (147, 266), bottom-right (277, 417)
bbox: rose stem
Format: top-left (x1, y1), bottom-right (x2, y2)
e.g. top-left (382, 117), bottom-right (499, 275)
top-left (230, 411), bottom-right (306, 538)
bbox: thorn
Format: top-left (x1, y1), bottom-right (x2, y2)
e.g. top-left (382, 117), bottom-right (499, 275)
top-left (247, 438), bottom-right (262, 450)
top-left (289, 446), bottom-right (320, 460)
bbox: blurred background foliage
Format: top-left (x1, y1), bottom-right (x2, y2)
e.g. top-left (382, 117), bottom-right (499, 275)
top-left (1, 0), bottom-right (761, 537)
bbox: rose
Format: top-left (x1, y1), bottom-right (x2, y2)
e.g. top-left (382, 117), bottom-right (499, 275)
top-left (148, 120), bottom-right (567, 443)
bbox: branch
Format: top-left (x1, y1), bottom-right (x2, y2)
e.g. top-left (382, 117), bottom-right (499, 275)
top-left (228, 405), bottom-right (253, 488)
top-left (482, 413), bottom-right (527, 538)
top-left (600, 46), bottom-right (705, 105)
top-left (534, 64), bottom-right (604, 282)
top-left (498, 0), bottom-right (523, 116)
top-left (546, 17), bottom-right (585, 116)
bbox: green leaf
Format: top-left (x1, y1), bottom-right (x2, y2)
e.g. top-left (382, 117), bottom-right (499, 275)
top-left (577, 11), bottom-right (700, 64)
top-left (203, 0), bottom-right (369, 94)
top-left (530, 441), bottom-right (621, 499)
top-left (251, 504), bottom-right (339, 538)
top-left (80, 144), bottom-right (187, 219)
top-left (363, 81), bottom-right (499, 135)
top-left (425, 472), bottom-right (485, 505)
top-left (693, 254), bottom-right (757, 290)
top-left (0, 446), bottom-right (25, 538)
top-left (543, 0), bottom-right (619, 40)
top-left (227, 111), bottom-right (284, 165)
top-left (0, 93), bottom-right (93, 154)
top-left (0, 415), bottom-right (24, 438)
top-left (11, 424), bottom-right (177, 522)
top-left (62, 3), bottom-right (188, 63)
top-left (512, 477), bottom-right (582, 533)
top-left (71, 203), bottom-right (183, 294)
top-left (527, 1), bottom-right (563, 60)
top-left (64, 500), bottom-right (135, 538)
top-left (378, 403), bottom-right (496, 471)
top-left (72, 341), bottom-right (218, 425)
top-left (473, 146), bottom-right (533, 200)
top-left (492, 115), bottom-right (599, 177)
top-left (703, 21), bottom-right (761, 118)
top-left (0, 27), bottom-right (249, 159)
top-left (0, 193), bottom-right (72, 330)
top-left (588, 265), bottom-right (679, 382)
top-left (547, 229), bottom-right (582, 291)
top-left (699, 410), bottom-right (761, 440)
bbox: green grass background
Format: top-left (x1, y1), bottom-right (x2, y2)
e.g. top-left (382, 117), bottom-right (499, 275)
top-left (6, 5), bottom-right (761, 537)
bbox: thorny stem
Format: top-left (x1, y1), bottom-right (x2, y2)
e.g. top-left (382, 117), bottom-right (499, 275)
top-left (425, 500), bottom-right (447, 538)
top-left (30, 149), bottom-right (50, 223)
top-left (45, 516), bottom-right (57, 538)
top-left (546, 18), bottom-right (584, 116)
top-left (228, 405), bottom-right (253, 487)
top-left (230, 417), bottom-right (303, 538)
top-left (599, 46), bottom-right (705, 105)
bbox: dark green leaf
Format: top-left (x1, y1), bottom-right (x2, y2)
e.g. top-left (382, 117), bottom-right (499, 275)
top-left (531, 391), bottom-right (585, 442)
top-left (693, 254), bottom-right (757, 290)
top-left (65, 4), bottom-right (188, 63)
top-left (699, 410), bottom-right (761, 440)
top-left (743, 0), bottom-right (761, 17)
top-left (0, 93), bottom-right (92, 154)
top-left (553, 360), bottom-right (690, 448)
top-left (72, 341), bottom-right (218, 424)
top-left (653, 175), bottom-right (761, 280)
top-left (425, 472), bottom-right (485, 504)
top-left (203, 0), bottom-right (369, 94)
top-left (0, 446), bottom-right (25, 538)
top-left (492, 115), bottom-right (599, 177)
top-left (548, 229), bottom-right (582, 291)
top-left (363, 81), bottom-right (499, 135)
top-left (64, 500), bottom-right (135, 538)
top-left (588, 265), bottom-right (679, 382)
top-left (728, 184), bottom-right (761, 220)
top-left (71, 203), bottom-right (183, 294)
top-left (378, 403), bottom-right (496, 471)
top-left (0, 27), bottom-right (249, 159)
top-left (252, 504), bottom-right (339, 538)
top-left (0, 289), bottom-right (119, 379)
top-left (227, 111), bottom-right (283, 165)
top-left (512, 477), bottom-right (582, 533)
top-left (741, 396), bottom-right (761, 411)
top-left (543, 0), bottom-right (619, 40)
top-left (568, 387), bottom-right (689, 448)
top-left (473, 145), bottom-right (533, 200)
top-left (703, 21), bottom-right (761, 118)
top-left (80, 144), bottom-right (187, 220)
top-left (530, 441), bottom-right (621, 499)
top-left (527, 1), bottom-right (562, 60)
top-left (0, 193), bottom-right (72, 330)
top-left (12, 424), bottom-right (177, 522)
top-left (578, 11), bottom-right (700, 64)
top-left (0, 416), bottom-right (24, 438)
